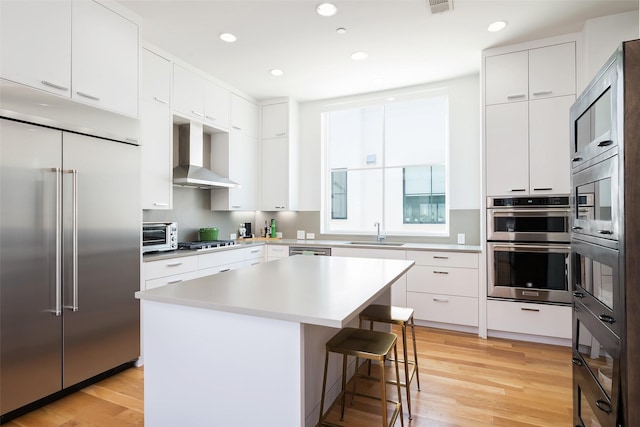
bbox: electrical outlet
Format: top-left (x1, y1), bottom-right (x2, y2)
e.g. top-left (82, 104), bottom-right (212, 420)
top-left (457, 233), bottom-right (465, 245)
top-left (297, 230), bottom-right (306, 239)
top-left (306, 233), bottom-right (315, 240)
top-left (230, 233), bottom-right (237, 240)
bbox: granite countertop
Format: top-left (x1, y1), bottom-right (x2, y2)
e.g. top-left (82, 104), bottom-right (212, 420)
top-left (136, 256), bottom-right (415, 328)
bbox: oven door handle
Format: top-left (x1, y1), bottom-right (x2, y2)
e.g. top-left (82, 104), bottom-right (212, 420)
top-left (489, 208), bottom-right (570, 215)
top-left (489, 244), bottom-right (571, 252)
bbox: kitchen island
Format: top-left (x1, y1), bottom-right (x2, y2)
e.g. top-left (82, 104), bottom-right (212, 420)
top-left (136, 255), bottom-right (414, 426)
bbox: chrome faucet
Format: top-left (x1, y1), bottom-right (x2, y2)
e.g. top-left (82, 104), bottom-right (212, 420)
top-left (374, 222), bottom-right (386, 242)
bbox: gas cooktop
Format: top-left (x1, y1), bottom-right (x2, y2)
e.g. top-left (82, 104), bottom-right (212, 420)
top-left (178, 240), bottom-right (236, 251)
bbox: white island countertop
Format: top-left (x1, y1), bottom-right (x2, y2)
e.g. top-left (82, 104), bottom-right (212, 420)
top-left (135, 255), bottom-right (414, 328)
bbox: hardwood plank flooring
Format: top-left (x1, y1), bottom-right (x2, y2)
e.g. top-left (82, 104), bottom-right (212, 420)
top-left (4, 326), bottom-right (572, 426)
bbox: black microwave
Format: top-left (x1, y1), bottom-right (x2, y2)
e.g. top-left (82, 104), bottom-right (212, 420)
top-left (142, 222), bottom-right (178, 253)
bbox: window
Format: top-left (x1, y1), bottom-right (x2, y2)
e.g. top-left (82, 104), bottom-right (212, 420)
top-left (322, 90), bottom-right (449, 236)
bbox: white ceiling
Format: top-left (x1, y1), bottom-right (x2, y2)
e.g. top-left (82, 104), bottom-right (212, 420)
top-left (117, 0), bottom-right (638, 102)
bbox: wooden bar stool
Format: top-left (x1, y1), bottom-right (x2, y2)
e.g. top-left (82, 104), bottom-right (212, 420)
top-left (318, 327), bottom-right (404, 427)
top-left (358, 304), bottom-right (421, 420)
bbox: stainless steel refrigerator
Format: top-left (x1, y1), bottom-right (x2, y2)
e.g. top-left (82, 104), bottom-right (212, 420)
top-left (0, 117), bottom-right (141, 417)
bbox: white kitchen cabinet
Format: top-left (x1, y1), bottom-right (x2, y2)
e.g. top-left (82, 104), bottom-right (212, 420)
top-left (528, 95), bottom-right (575, 195)
top-left (0, 0), bottom-right (72, 97)
top-left (144, 256), bottom-right (199, 290)
top-left (211, 95), bottom-right (259, 211)
top-left (485, 42), bottom-right (575, 105)
top-left (485, 50), bottom-right (528, 105)
top-left (486, 95), bottom-right (574, 196)
top-left (244, 245), bottom-right (265, 267)
top-left (260, 99), bottom-right (298, 211)
top-left (72, 0), bottom-right (139, 117)
top-left (141, 48), bottom-right (173, 210)
top-left (529, 42), bottom-right (576, 100)
top-left (172, 64), bottom-right (229, 131)
top-left (331, 247), bottom-right (407, 307)
top-left (261, 102), bottom-right (288, 139)
top-left (0, 0), bottom-right (139, 117)
top-left (405, 250), bottom-right (479, 327)
top-left (204, 81), bottom-right (230, 130)
top-left (265, 245), bottom-right (289, 262)
top-left (231, 94), bottom-right (259, 138)
top-left (485, 102), bottom-right (529, 196)
top-left (198, 250), bottom-right (245, 277)
top-left (487, 299), bottom-right (571, 339)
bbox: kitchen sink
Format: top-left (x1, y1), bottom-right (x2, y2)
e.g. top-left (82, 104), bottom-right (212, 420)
top-left (347, 241), bottom-right (406, 247)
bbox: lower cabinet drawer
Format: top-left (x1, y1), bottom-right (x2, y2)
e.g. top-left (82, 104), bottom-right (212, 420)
top-left (408, 292), bottom-right (478, 327)
top-left (407, 265), bottom-right (478, 297)
top-left (198, 261), bottom-right (246, 278)
top-left (145, 271), bottom-right (199, 290)
top-left (487, 300), bottom-right (572, 339)
top-left (244, 245), bottom-right (265, 260)
top-left (145, 256), bottom-right (198, 280)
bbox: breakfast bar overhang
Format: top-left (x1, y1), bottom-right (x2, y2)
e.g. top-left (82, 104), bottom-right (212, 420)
top-left (135, 255), bottom-right (414, 426)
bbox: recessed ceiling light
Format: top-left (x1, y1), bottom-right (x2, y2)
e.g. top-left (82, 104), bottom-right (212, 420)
top-left (316, 3), bottom-right (337, 17)
top-left (219, 33), bottom-right (237, 42)
top-left (350, 51), bottom-right (368, 61)
top-left (488, 21), bottom-right (507, 32)
top-left (336, 27), bottom-right (347, 35)
top-left (270, 69), bottom-right (284, 77)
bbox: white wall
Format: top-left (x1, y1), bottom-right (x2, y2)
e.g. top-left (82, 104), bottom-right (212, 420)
top-left (297, 74), bottom-right (481, 211)
top-left (581, 10), bottom-right (639, 92)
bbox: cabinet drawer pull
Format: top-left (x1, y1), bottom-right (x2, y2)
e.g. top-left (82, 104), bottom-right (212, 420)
top-left (251, 249), bottom-right (260, 253)
top-left (433, 270), bottom-right (449, 275)
top-left (598, 314), bottom-right (616, 324)
top-left (598, 230), bottom-right (613, 235)
top-left (250, 261), bottom-right (260, 266)
top-left (507, 93), bottom-right (526, 100)
top-left (167, 262), bottom-right (183, 267)
top-left (232, 126), bottom-right (242, 130)
top-left (154, 202), bottom-right (169, 207)
top-left (153, 97), bottom-right (169, 104)
top-left (596, 399), bottom-right (612, 414)
top-left (532, 90), bottom-right (552, 96)
top-left (205, 115), bottom-right (217, 121)
top-left (275, 206), bottom-right (285, 209)
top-left (433, 256), bottom-right (449, 259)
top-left (533, 187), bottom-right (553, 191)
top-left (76, 91), bottom-right (100, 101)
top-left (191, 110), bottom-right (204, 117)
top-left (275, 132), bottom-right (286, 137)
top-left (572, 226), bottom-right (583, 230)
top-left (433, 297), bottom-right (449, 302)
top-left (231, 205), bottom-right (241, 209)
top-left (219, 268), bottom-right (230, 273)
top-left (41, 80), bottom-right (69, 91)
top-left (571, 357), bottom-right (583, 366)
top-left (597, 140), bottom-right (614, 147)
top-left (573, 291), bottom-right (585, 298)
top-left (572, 157), bottom-right (583, 162)
top-left (167, 279), bottom-right (183, 284)
top-left (510, 188), bottom-right (527, 192)
top-left (520, 307), bottom-right (540, 312)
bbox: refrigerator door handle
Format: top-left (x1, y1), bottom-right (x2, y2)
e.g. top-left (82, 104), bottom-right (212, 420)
top-left (64, 169), bottom-right (79, 312)
top-left (51, 167), bottom-right (63, 316)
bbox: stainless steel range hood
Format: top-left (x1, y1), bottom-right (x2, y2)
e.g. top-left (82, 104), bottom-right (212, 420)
top-left (173, 122), bottom-right (240, 189)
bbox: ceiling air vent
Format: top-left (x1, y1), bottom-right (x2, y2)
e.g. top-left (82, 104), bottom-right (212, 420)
top-left (428, 0), bottom-right (451, 14)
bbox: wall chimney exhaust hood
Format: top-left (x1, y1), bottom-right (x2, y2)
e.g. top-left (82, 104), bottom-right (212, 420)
top-left (173, 122), bottom-right (240, 189)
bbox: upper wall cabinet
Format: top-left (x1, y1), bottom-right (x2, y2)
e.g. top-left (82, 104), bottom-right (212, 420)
top-left (0, 0), bottom-right (72, 98)
top-left (260, 99), bottom-right (298, 211)
top-left (485, 42), bottom-right (576, 105)
top-left (0, 0), bottom-right (139, 118)
top-left (172, 64), bottom-right (230, 131)
top-left (211, 94), bottom-right (259, 211)
top-left (140, 48), bottom-right (173, 210)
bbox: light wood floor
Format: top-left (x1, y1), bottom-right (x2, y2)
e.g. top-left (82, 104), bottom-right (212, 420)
top-left (4, 326), bottom-right (572, 426)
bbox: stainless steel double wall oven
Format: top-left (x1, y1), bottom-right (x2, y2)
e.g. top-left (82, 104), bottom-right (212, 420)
top-left (487, 196), bottom-right (572, 304)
